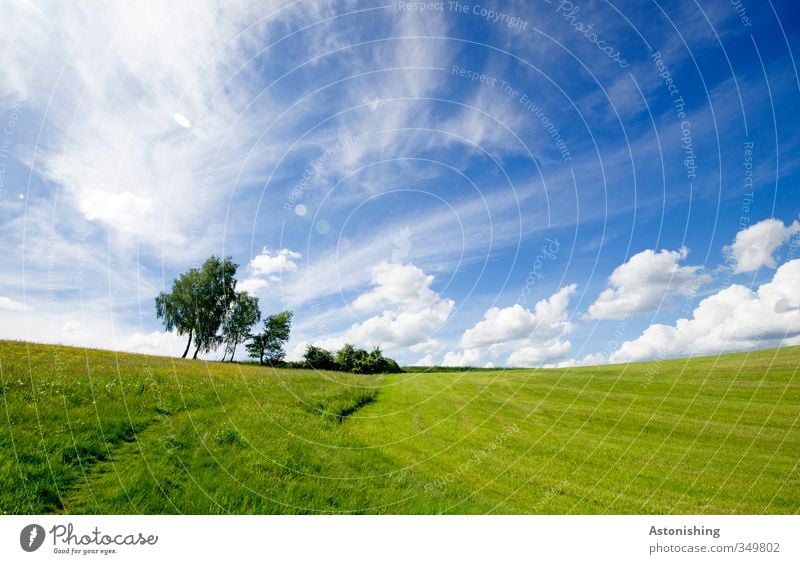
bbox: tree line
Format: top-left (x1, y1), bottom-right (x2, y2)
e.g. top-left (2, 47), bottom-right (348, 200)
top-left (302, 344), bottom-right (401, 374)
top-left (155, 255), bottom-right (401, 373)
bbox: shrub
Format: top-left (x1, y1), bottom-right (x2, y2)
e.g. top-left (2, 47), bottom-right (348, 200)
top-left (302, 343), bottom-right (402, 374)
top-left (303, 345), bottom-right (336, 370)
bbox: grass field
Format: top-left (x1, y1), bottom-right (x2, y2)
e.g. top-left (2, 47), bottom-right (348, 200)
top-left (1, 340), bottom-right (798, 514)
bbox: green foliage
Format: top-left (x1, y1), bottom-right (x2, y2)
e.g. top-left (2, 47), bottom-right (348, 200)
top-left (334, 343), bottom-right (357, 372)
top-left (155, 268), bottom-right (203, 357)
top-left (192, 256), bottom-right (238, 358)
top-left (303, 345), bottom-right (336, 370)
top-left (221, 292), bottom-right (260, 361)
top-left (246, 311), bottom-right (293, 365)
top-left (309, 344), bottom-right (402, 374)
top-left (351, 345), bottom-right (402, 374)
top-left (155, 255), bottom-right (238, 359)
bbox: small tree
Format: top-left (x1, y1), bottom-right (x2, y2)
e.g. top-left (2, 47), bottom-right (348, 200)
top-left (334, 343), bottom-right (357, 372)
top-left (349, 347), bottom-right (370, 374)
top-left (221, 292), bottom-right (261, 362)
top-left (247, 311), bottom-right (293, 365)
top-left (303, 345), bottom-right (336, 370)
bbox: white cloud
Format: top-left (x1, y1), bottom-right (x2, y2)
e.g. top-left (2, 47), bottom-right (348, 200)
top-left (723, 218), bottom-right (800, 274)
top-left (442, 348), bottom-right (483, 367)
top-left (237, 278), bottom-right (269, 295)
top-left (77, 190), bottom-right (155, 233)
top-left (60, 322), bottom-right (190, 358)
top-left (342, 263), bottom-right (454, 351)
top-left (122, 331), bottom-right (190, 357)
top-left (440, 77), bottom-right (528, 155)
top-left (507, 339), bottom-right (573, 366)
top-left (610, 259), bottom-right (800, 363)
top-left (442, 285), bottom-right (578, 367)
top-left (409, 339), bottom-right (443, 354)
top-left (416, 354), bottom-right (435, 366)
top-left (344, 302), bottom-right (453, 350)
top-left (238, 248), bottom-right (302, 295)
top-left (250, 248), bottom-right (302, 277)
top-left (586, 247), bottom-right (707, 320)
top-left (0, 296), bottom-right (28, 311)
top-left (60, 321), bottom-right (90, 347)
top-left (353, 262), bottom-right (442, 312)
top-left (284, 340), bottom-right (309, 363)
top-left (461, 284), bottom-right (577, 353)
top-left (550, 352), bottom-right (607, 368)
top-left (288, 263), bottom-right (453, 359)
top-left (3, 1), bottom-right (285, 251)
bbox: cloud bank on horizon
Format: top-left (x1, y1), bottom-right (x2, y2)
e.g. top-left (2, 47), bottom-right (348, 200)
top-left (1, 0), bottom-right (799, 367)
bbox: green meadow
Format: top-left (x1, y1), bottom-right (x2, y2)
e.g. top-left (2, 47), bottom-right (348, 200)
top-left (1, 340), bottom-right (797, 514)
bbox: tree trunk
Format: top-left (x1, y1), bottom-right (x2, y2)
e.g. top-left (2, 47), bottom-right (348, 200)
top-left (260, 350), bottom-right (264, 365)
top-left (230, 343), bottom-right (236, 362)
top-left (221, 348), bottom-right (227, 362)
top-left (193, 343), bottom-right (200, 360)
top-left (181, 330), bottom-right (193, 358)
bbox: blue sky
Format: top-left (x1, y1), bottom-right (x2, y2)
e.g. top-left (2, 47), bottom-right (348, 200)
top-left (1, 0), bottom-right (799, 367)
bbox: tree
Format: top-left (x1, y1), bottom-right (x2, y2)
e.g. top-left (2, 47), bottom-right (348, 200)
top-left (334, 343), bottom-right (357, 372)
top-left (247, 311), bottom-right (293, 365)
top-left (303, 345), bottom-right (336, 370)
top-left (221, 292), bottom-right (261, 362)
top-left (190, 256), bottom-right (238, 359)
top-left (155, 268), bottom-right (202, 358)
top-left (154, 255), bottom-right (238, 359)
top-left (370, 346), bottom-right (401, 373)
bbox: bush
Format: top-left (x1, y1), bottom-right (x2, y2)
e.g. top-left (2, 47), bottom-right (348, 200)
top-left (303, 344), bottom-right (402, 374)
top-left (303, 345), bottom-right (336, 370)
top-left (339, 344), bottom-right (402, 374)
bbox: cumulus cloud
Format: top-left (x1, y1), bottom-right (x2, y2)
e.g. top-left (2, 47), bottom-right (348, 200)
top-left (610, 259), bottom-right (800, 363)
top-left (291, 263), bottom-right (453, 357)
top-left (122, 331), bottom-right (190, 357)
top-left (238, 248), bottom-right (302, 294)
top-left (461, 284), bottom-right (577, 353)
top-left (508, 339), bottom-right (573, 366)
top-left (0, 296), bottom-right (28, 311)
top-left (353, 262), bottom-right (442, 312)
top-left (550, 352), bottom-right (607, 368)
top-left (723, 218), bottom-right (800, 274)
top-left (237, 278), bottom-right (269, 295)
top-left (344, 302), bottom-right (453, 349)
top-left (442, 285), bottom-right (578, 367)
top-left (415, 354), bottom-right (435, 367)
top-left (442, 348), bottom-right (483, 367)
top-left (341, 263), bottom-right (454, 350)
top-left (250, 248), bottom-right (302, 277)
top-left (586, 247), bottom-right (707, 320)
top-left (409, 339), bottom-right (444, 354)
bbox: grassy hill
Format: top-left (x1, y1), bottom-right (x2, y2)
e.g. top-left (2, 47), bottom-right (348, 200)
top-left (1, 340), bottom-right (798, 514)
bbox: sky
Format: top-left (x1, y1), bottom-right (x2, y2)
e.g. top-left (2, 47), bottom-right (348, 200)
top-left (1, 0), bottom-right (799, 367)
